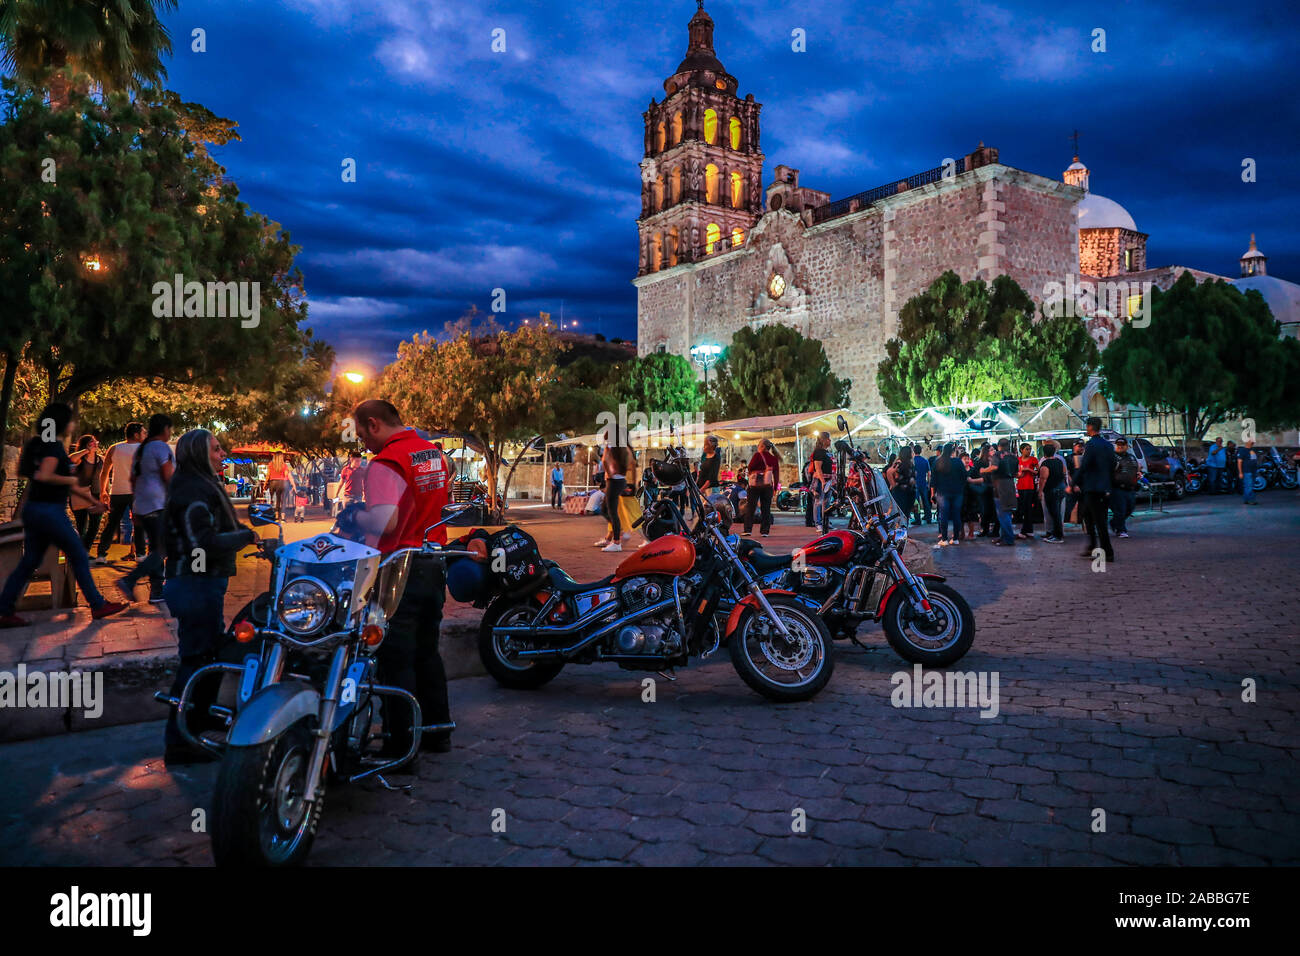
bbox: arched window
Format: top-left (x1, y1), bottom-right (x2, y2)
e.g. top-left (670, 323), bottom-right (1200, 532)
top-left (652, 232), bottom-right (663, 272)
top-left (729, 117), bottom-right (742, 150)
top-left (705, 163), bottom-right (718, 204)
top-left (730, 171), bottom-right (743, 208)
top-left (669, 227), bottom-right (679, 267)
top-left (705, 223), bottom-right (721, 254)
top-left (656, 121), bottom-right (666, 152)
top-left (731, 227), bottom-right (745, 248)
top-left (653, 178), bottom-right (664, 210)
top-left (671, 112), bottom-right (682, 145)
top-left (671, 166), bottom-right (682, 203)
top-left (703, 109), bottom-right (718, 145)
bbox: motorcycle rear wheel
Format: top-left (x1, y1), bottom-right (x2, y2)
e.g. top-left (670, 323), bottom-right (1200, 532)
top-left (478, 599), bottom-right (565, 689)
top-left (728, 595), bottom-right (833, 702)
top-left (882, 581), bottom-right (975, 666)
top-left (211, 717), bottom-right (321, 867)
top-left (1253, 473), bottom-right (1268, 492)
top-left (776, 491), bottom-right (793, 512)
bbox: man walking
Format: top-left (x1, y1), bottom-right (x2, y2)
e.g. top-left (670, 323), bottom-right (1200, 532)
top-left (1205, 437), bottom-right (1227, 494)
top-left (982, 438), bottom-right (1018, 547)
top-left (1072, 417), bottom-right (1115, 563)
top-left (1238, 439), bottom-right (1260, 505)
top-left (1037, 441), bottom-right (1068, 542)
top-left (94, 422), bottom-right (144, 564)
top-left (911, 444), bottom-right (932, 526)
top-left (115, 414), bottom-right (174, 602)
top-left (1110, 437), bottom-right (1140, 538)
top-left (348, 399), bottom-right (454, 762)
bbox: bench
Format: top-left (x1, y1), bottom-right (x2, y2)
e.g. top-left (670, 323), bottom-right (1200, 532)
top-left (0, 520), bottom-right (78, 610)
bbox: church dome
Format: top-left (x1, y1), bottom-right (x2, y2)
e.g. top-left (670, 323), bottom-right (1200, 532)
top-left (1076, 192), bottom-right (1137, 232)
top-left (670, 3), bottom-right (730, 82)
top-left (1231, 275), bottom-right (1300, 326)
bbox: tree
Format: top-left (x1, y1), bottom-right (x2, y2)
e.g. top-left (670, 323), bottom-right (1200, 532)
top-left (1101, 272), bottom-right (1300, 439)
top-left (0, 81), bottom-right (311, 436)
top-left (616, 352), bottom-right (701, 418)
top-left (710, 324), bottom-right (850, 418)
top-left (876, 271), bottom-right (1098, 411)
top-left (378, 313), bottom-right (562, 519)
top-left (0, 0), bottom-right (176, 108)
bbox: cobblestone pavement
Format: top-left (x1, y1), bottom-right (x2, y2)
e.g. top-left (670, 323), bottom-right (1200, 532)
top-left (1, 494), bottom-right (1297, 865)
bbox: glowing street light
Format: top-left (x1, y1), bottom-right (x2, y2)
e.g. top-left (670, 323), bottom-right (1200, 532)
top-left (343, 371), bottom-right (365, 384)
top-left (690, 342), bottom-right (723, 390)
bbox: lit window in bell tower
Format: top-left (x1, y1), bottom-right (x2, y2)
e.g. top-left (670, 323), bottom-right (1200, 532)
top-left (705, 163), bottom-right (718, 204)
top-left (730, 172), bottom-right (742, 208)
top-left (729, 117), bottom-right (741, 149)
top-left (706, 223), bottom-right (721, 254)
top-left (704, 109), bottom-right (718, 145)
top-left (672, 112), bottom-right (682, 144)
top-left (656, 122), bottom-right (666, 152)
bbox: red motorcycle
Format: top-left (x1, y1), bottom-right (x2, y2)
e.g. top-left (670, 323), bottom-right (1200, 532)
top-left (737, 416), bottom-right (975, 667)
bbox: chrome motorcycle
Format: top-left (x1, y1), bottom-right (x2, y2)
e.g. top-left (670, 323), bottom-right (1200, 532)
top-left (158, 500), bottom-right (475, 866)
top-left (738, 416), bottom-right (975, 667)
top-left (474, 447), bottom-right (834, 702)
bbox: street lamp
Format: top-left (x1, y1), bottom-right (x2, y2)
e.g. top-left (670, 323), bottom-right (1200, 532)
top-left (690, 342), bottom-right (723, 389)
top-left (343, 371), bottom-right (365, 384)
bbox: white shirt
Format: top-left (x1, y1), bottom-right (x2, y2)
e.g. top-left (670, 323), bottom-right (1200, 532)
top-left (107, 442), bottom-right (140, 495)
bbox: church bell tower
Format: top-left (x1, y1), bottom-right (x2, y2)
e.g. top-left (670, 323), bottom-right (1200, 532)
top-left (636, 2), bottom-right (764, 275)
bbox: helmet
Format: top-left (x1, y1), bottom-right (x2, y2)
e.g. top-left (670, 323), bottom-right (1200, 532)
top-left (651, 458), bottom-right (686, 486)
top-left (445, 556), bottom-right (487, 603)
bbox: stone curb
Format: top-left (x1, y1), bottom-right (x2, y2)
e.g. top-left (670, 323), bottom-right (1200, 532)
top-left (0, 619), bottom-right (486, 745)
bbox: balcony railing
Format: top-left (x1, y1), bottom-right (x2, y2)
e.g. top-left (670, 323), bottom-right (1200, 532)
top-left (810, 158), bottom-right (968, 225)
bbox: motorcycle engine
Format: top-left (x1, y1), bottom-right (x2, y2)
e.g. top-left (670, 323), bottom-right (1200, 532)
top-left (615, 619), bottom-right (682, 656)
top-left (619, 576), bottom-right (664, 612)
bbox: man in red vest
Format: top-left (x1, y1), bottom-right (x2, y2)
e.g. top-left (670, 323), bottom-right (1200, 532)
top-left (350, 399), bottom-right (453, 763)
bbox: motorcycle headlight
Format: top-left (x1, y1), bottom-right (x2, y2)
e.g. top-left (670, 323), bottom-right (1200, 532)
top-left (277, 577), bottom-right (336, 635)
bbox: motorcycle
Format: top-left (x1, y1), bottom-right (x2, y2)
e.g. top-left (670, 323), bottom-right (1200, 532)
top-left (157, 499), bottom-right (477, 866)
top-left (1258, 448), bottom-right (1298, 490)
top-left (473, 446), bottom-right (834, 702)
top-left (736, 415), bottom-right (975, 667)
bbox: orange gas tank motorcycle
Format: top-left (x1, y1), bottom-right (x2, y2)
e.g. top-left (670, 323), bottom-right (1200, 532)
top-left (472, 450), bottom-right (834, 702)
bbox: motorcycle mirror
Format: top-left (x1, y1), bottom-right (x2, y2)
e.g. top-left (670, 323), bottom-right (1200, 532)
top-left (836, 414), bottom-right (848, 433)
top-left (248, 503), bottom-right (278, 527)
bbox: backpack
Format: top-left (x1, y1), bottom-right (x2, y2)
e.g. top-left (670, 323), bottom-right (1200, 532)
top-left (465, 524), bottom-right (547, 596)
top-left (997, 452), bottom-right (1018, 480)
top-left (1114, 455), bottom-right (1140, 491)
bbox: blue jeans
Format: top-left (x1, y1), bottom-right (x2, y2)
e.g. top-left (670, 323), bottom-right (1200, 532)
top-left (1207, 465), bottom-right (1223, 493)
top-left (1110, 489), bottom-right (1136, 533)
top-left (0, 501), bottom-right (108, 614)
top-left (994, 495), bottom-right (1016, 544)
top-left (812, 478), bottom-right (827, 526)
top-left (1242, 471), bottom-right (1256, 502)
top-left (162, 575), bottom-right (230, 749)
top-left (914, 478), bottom-right (932, 522)
top-left (937, 492), bottom-right (963, 540)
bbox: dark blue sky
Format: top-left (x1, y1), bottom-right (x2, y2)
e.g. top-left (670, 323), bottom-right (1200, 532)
top-left (160, 0), bottom-right (1299, 373)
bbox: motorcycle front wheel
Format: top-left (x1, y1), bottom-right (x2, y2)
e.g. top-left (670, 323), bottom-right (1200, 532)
top-left (1282, 473), bottom-right (1299, 490)
top-left (478, 599), bottom-right (565, 690)
top-left (1185, 476), bottom-right (1202, 495)
top-left (881, 581), bottom-right (975, 667)
top-left (728, 595), bottom-right (833, 702)
top-left (211, 717), bottom-right (321, 867)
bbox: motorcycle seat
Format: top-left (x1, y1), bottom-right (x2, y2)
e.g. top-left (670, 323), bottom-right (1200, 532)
top-left (737, 539), bottom-right (794, 572)
top-left (546, 563), bottom-right (614, 594)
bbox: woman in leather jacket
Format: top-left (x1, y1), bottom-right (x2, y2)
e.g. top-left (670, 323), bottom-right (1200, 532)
top-left (161, 429), bottom-right (259, 765)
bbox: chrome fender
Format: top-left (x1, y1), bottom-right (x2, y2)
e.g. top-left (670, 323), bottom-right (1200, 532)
top-left (226, 681), bottom-right (321, 748)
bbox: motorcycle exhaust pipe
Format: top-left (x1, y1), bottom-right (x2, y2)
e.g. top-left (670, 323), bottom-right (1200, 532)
top-left (512, 598), bottom-right (677, 660)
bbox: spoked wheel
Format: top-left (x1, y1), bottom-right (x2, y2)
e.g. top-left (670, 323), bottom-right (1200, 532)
top-left (478, 599), bottom-right (565, 690)
top-left (881, 581), bottom-right (975, 667)
top-left (1172, 475), bottom-right (1187, 499)
top-left (212, 717), bottom-right (321, 866)
top-left (1185, 476), bottom-right (1202, 495)
top-left (728, 595), bottom-right (833, 701)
